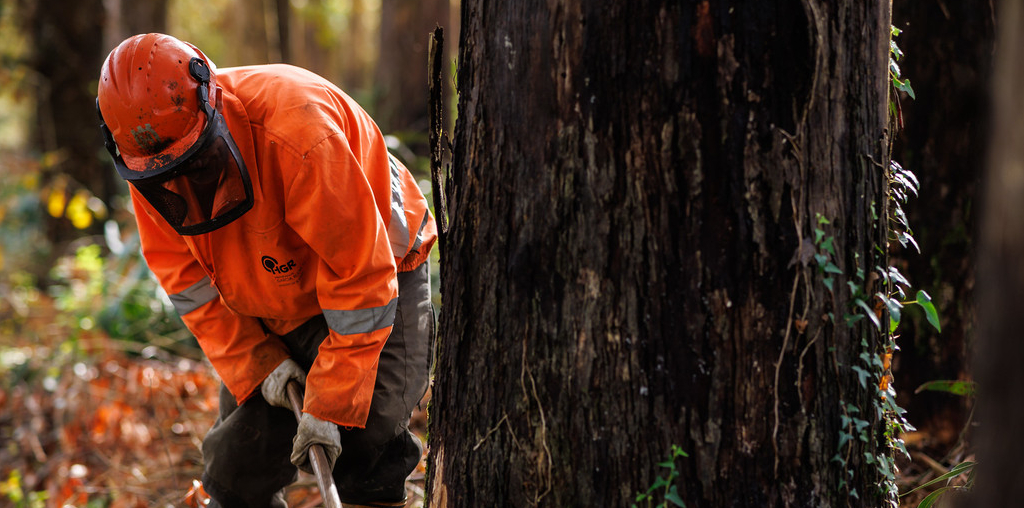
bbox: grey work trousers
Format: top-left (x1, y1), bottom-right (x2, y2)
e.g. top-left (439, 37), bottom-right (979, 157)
top-left (200, 262), bottom-right (433, 507)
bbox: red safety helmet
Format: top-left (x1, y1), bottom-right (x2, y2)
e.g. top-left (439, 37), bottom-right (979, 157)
top-left (97, 33), bottom-right (253, 235)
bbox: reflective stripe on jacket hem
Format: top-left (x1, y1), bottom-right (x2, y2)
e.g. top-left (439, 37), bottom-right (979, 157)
top-left (168, 276), bottom-right (219, 315)
top-left (323, 298), bottom-right (398, 335)
top-left (410, 208), bottom-right (430, 252)
top-left (388, 155), bottom-right (410, 257)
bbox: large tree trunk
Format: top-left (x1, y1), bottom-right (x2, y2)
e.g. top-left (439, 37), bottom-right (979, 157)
top-left (102, 0), bottom-right (169, 51)
top-left (889, 0), bottom-right (994, 454)
top-left (376, 0), bottom-right (450, 135)
top-left (274, 0), bottom-right (290, 62)
top-left (429, 1), bottom-right (894, 507)
top-left (975, 1), bottom-right (1024, 506)
top-left (18, 0), bottom-right (113, 250)
top-left (229, 0), bottom-right (271, 65)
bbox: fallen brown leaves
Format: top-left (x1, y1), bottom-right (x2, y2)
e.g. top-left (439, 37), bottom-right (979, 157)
top-left (0, 295), bottom-right (427, 508)
top-left (1, 332), bottom-right (219, 507)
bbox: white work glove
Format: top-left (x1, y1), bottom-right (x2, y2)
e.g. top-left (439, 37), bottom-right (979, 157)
top-left (291, 412), bottom-right (342, 474)
top-left (260, 358), bottom-right (306, 409)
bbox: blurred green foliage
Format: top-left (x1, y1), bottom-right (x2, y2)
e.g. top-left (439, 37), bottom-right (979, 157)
top-left (0, 158), bottom-right (46, 275)
top-left (47, 232), bottom-right (195, 353)
top-left (0, 0), bottom-right (31, 151)
top-left (1, 469), bottom-right (48, 508)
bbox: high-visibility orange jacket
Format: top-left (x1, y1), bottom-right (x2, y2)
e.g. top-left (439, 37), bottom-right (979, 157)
top-left (130, 64), bottom-right (436, 427)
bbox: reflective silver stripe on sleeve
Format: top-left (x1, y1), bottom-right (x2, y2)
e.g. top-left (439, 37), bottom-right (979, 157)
top-left (388, 155), bottom-right (410, 256)
top-left (324, 298), bottom-right (398, 335)
top-left (410, 208), bottom-right (430, 252)
top-left (167, 276), bottom-right (219, 316)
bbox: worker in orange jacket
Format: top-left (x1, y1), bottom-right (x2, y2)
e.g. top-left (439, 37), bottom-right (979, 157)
top-left (96, 33), bottom-right (437, 508)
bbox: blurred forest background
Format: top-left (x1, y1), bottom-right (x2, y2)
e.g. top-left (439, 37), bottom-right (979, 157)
top-left (0, 0), bottom-right (990, 506)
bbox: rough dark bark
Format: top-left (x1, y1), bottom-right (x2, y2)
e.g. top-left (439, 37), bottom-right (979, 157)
top-left (376, 0), bottom-right (450, 135)
top-left (429, 1), bottom-right (894, 507)
top-left (974, 1), bottom-right (1024, 505)
top-left (889, 0), bottom-right (994, 451)
top-left (428, 26), bottom-right (448, 261)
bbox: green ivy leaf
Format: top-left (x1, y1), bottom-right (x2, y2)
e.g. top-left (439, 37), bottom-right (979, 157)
top-left (839, 431), bottom-right (853, 449)
top-left (890, 39), bottom-right (903, 59)
top-left (916, 290), bottom-right (941, 332)
top-left (894, 206), bottom-right (909, 228)
top-left (844, 312), bottom-right (863, 327)
top-left (665, 486), bottom-right (686, 507)
top-left (918, 487), bottom-right (951, 508)
top-left (897, 231), bottom-right (920, 253)
top-left (851, 365), bottom-right (872, 388)
top-left (887, 266), bottom-right (911, 288)
top-left (902, 461), bottom-right (976, 497)
top-left (897, 78), bottom-right (916, 99)
top-left (914, 380), bottom-right (976, 397)
top-left (821, 236), bottom-right (836, 256)
top-left (854, 298), bottom-right (880, 330)
top-left (892, 186), bottom-right (907, 203)
top-left (877, 292), bottom-right (903, 332)
top-left (876, 456), bottom-right (892, 479)
top-left (901, 167), bottom-right (920, 189)
top-left (895, 173), bottom-right (918, 196)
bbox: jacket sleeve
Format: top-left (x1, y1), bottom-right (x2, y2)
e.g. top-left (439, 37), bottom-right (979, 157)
top-left (129, 186), bottom-right (291, 404)
top-left (283, 133), bottom-right (398, 428)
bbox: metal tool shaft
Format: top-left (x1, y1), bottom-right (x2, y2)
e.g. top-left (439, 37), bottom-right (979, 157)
top-left (287, 381), bottom-right (343, 508)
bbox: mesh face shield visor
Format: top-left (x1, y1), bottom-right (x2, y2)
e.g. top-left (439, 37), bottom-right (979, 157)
top-left (129, 114), bottom-right (252, 235)
top-left (99, 58), bottom-right (254, 236)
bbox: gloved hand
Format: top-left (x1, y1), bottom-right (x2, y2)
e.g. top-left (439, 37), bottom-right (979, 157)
top-left (291, 412), bottom-right (342, 474)
top-left (260, 358), bottom-right (306, 409)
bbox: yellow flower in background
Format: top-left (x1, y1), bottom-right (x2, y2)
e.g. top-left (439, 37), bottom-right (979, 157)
top-left (46, 186), bottom-right (66, 218)
top-left (66, 190), bottom-right (93, 229)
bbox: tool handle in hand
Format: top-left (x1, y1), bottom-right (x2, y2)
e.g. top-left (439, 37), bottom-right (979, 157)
top-left (285, 380), bottom-right (343, 508)
top-left (285, 380), bottom-right (305, 421)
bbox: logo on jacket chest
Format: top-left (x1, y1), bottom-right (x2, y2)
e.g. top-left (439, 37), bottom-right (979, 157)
top-left (261, 255), bottom-right (301, 286)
